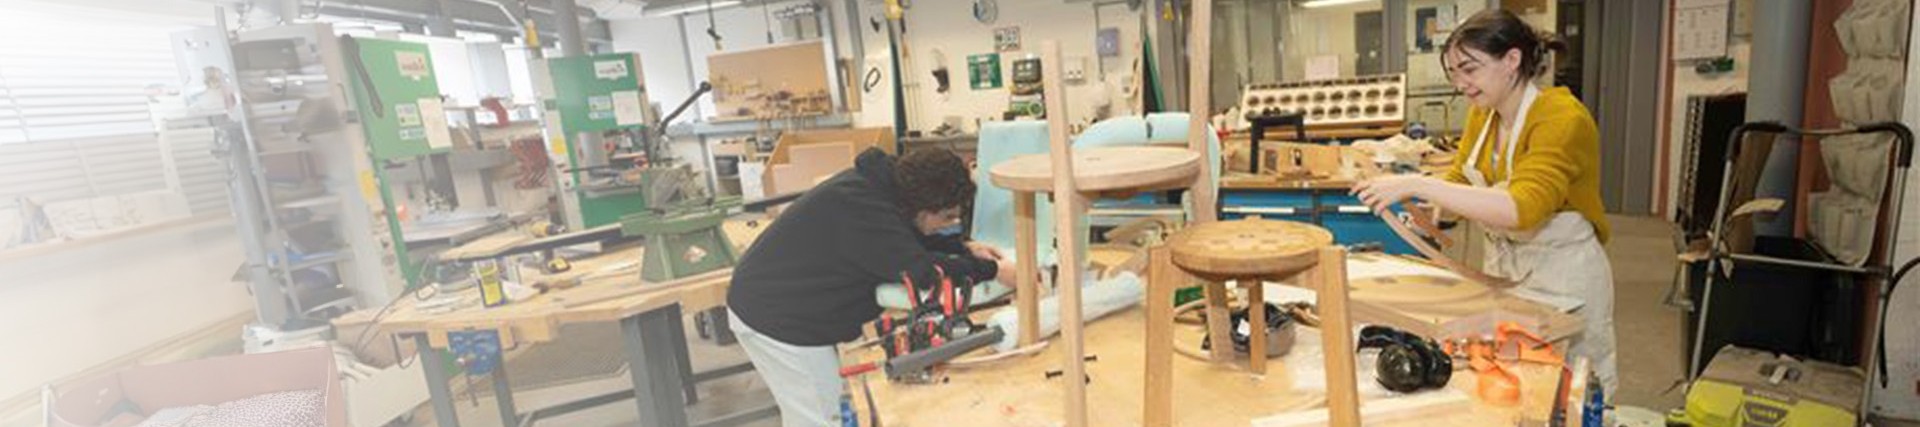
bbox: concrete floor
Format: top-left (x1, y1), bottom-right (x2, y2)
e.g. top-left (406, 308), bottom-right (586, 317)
top-left (0, 214), bottom-right (1897, 427)
top-left (397, 214), bottom-right (1696, 426)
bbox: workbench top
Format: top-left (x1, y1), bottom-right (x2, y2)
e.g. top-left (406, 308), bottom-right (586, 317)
top-left (333, 216), bottom-right (772, 350)
top-left (851, 254), bottom-right (1583, 427)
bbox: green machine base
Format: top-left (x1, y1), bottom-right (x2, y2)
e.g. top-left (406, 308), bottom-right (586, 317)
top-left (620, 197), bottom-right (742, 283)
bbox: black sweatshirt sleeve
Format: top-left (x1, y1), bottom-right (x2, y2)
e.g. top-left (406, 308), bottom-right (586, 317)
top-left (838, 203), bottom-right (998, 295)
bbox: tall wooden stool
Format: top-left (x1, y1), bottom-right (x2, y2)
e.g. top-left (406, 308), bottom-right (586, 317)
top-left (1144, 218), bottom-right (1362, 426)
top-left (986, 41), bottom-right (1211, 427)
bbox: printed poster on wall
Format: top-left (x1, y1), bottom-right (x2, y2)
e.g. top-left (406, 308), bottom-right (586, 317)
top-left (994, 27), bottom-right (1021, 52)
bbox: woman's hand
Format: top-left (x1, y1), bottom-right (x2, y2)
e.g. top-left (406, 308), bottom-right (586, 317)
top-left (1351, 174), bottom-right (1436, 213)
top-left (965, 241), bottom-right (1005, 262)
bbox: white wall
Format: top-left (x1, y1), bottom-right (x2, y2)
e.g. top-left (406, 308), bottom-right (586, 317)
top-left (0, 221), bottom-right (252, 401)
top-left (1283, 2), bottom-right (1379, 82)
top-left (885, 0), bottom-right (1138, 132)
top-left (612, 16), bottom-right (699, 124)
top-left (608, 1), bottom-right (1143, 134)
top-left (0, 0), bottom-right (254, 402)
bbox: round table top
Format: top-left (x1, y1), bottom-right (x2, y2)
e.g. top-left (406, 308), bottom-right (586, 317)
top-left (987, 146), bottom-right (1202, 193)
top-left (1168, 218), bottom-right (1334, 278)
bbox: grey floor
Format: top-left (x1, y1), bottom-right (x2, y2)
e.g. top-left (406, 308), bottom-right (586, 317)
top-left (0, 215), bottom-right (1897, 427)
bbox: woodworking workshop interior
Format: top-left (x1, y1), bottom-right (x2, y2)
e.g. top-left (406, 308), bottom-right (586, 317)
top-left (6, 0), bottom-right (1920, 426)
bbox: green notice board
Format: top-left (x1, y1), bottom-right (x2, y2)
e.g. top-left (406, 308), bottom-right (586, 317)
top-left (347, 37), bottom-right (446, 160)
top-left (969, 53), bottom-right (1003, 90)
top-left (547, 53), bottom-right (650, 133)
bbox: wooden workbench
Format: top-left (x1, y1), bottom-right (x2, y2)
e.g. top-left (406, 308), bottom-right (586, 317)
top-left (851, 254), bottom-right (1582, 427)
top-left (333, 215), bottom-right (774, 427)
top-left (336, 217), bottom-right (769, 349)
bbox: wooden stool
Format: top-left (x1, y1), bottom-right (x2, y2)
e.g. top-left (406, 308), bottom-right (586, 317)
top-left (985, 40), bottom-right (1213, 427)
top-left (1144, 218), bottom-right (1362, 426)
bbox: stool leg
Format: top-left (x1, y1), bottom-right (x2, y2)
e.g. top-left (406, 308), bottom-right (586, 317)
top-left (1316, 247), bottom-right (1361, 426)
top-left (1144, 245), bottom-right (1177, 427)
top-left (1202, 282), bottom-right (1233, 363)
top-left (1015, 192), bottom-right (1041, 346)
top-left (1248, 281), bottom-right (1267, 375)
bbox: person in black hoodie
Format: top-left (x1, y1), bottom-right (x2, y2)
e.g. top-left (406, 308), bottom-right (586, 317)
top-left (726, 147), bottom-right (1014, 427)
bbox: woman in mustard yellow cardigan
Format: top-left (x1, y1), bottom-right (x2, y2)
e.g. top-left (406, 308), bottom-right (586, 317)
top-left (1353, 9), bottom-right (1617, 395)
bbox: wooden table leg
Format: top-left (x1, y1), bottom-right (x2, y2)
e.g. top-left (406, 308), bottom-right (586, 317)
top-left (1055, 192), bottom-right (1090, 427)
top-left (1203, 281), bottom-right (1234, 363)
top-left (1015, 191), bottom-right (1040, 346)
top-left (1248, 280), bottom-right (1267, 375)
top-left (1315, 247), bottom-right (1361, 426)
top-left (1144, 245), bottom-right (1177, 427)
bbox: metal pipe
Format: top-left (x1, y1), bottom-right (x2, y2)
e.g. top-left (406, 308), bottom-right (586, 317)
top-left (428, 0), bottom-right (459, 36)
top-left (471, 0), bottom-right (523, 25)
top-left (553, 0), bottom-right (588, 56)
top-left (661, 82), bottom-right (714, 126)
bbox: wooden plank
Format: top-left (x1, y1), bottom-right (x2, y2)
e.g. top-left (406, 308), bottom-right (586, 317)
top-left (1252, 389), bottom-right (1473, 427)
top-left (1376, 205), bottom-right (1517, 289)
top-left (1315, 247), bottom-right (1362, 426)
top-left (1143, 245), bottom-right (1177, 427)
top-left (550, 268), bottom-right (734, 309)
top-left (1187, 0), bottom-right (1218, 223)
top-left (1015, 192), bottom-right (1041, 346)
top-left (1039, 40), bottom-right (1089, 427)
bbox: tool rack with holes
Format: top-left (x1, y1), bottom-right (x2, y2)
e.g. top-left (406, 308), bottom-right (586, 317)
top-left (1240, 74), bottom-right (1408, 129)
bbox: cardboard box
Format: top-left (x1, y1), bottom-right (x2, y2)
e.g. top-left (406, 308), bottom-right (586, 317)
top-left (50, 347), bottom-right (347, 427)
top-left (762, 128), bottom-right (894, 195)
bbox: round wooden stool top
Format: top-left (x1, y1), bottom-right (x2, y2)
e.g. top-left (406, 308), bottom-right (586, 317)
top-left (988, 146), bottom-right (1201, 193)
top-left (1168, 218), bottom-right (1333, 278)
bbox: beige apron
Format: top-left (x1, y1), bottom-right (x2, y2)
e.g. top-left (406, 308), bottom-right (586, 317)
top-left (1462, 84), bottom-right (1619, 396)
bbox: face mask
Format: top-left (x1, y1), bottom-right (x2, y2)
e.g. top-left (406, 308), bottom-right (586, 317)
top-left (934, 224), bottom-right (964, 236)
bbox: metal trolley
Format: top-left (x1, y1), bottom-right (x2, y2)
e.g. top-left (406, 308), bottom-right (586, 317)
top-left (1688, 121), bottom-right (1914, 422)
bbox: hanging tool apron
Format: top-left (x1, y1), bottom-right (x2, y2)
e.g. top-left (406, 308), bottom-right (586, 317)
top-left (1461, 84), bottom-right (1619, 396)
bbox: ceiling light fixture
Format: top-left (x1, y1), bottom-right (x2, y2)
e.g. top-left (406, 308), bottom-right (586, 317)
top-left (1300, 0), bottom-right (1378, 9)
top-left (648, 0), bottom-right (742, 17)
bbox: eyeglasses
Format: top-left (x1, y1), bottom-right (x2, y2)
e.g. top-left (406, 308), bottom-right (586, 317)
top-left (1442, 50), bottom-right (1494, 82)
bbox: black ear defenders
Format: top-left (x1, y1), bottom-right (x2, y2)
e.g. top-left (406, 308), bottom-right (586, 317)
top-left (1357, 325), bottom-right (1453, 393)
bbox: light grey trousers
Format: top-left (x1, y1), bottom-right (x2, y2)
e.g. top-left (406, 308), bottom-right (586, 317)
top-left (728, 309), bottom-right (846, 427)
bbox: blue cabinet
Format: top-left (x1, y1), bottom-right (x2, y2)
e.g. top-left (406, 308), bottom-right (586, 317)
top-left (1220, 188), bottom-right (1416, 255)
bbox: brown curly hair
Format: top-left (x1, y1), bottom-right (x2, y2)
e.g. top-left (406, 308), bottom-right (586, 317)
top-left (892, 148), bottom-right (975, 215)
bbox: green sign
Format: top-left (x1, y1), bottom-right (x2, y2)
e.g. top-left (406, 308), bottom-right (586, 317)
top-left (547, 53), bottom-right (649, 133)
top-left (347, 38), bottom-right (446, 160)
top-left (969, 53), bottom-right (1002, 90)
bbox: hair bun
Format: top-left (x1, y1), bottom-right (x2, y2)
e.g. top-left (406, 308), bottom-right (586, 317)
top-left (1536, 29), bottom-right (1569, 55)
